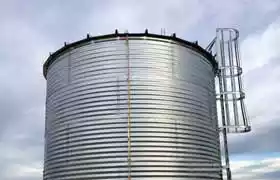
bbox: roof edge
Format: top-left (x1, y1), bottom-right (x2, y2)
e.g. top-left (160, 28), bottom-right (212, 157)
top-left (43, 32), bottom-right (216, 78)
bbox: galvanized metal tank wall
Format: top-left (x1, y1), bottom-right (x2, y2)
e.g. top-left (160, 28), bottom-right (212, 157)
top-left (43, 34), bottom-right (221, 180)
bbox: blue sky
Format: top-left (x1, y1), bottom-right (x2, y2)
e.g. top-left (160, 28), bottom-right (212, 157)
top-left (0, 0), bottom-right (280, 179)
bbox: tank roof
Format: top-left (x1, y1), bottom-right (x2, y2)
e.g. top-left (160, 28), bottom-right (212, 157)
top-left (43, 31), bottom-right (217, 78)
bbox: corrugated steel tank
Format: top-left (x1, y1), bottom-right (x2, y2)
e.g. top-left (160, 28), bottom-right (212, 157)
top-left (43, 32), bottom-right (221, 180)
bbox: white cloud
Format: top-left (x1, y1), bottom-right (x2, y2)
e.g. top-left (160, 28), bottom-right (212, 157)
top-left (231, 157), bottom-right (280, 180)
top-left (85, 0), bottom-right (204, 37)
top-left (2, 164), bottom-right (42, 180)
top-left (240, 18), bottom-right (280, 130)
top-left (241, 19), bottom-right (280, 73)
top-left (226, 19), bottom-right (280, 160)
top-left (0, 140), bottom-right (43, 180)
top-left (0, 17), bottom-right (46, 180)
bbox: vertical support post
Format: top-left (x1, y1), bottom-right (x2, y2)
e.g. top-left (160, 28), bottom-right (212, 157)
top-left (228, 31), bottom-right (239, 131)
top-left (218, 71), bottom-right (232, 180)
top-left (234, 40), bottom-right (249, 128)
top-left (219, 31), bottom-right (231, 128)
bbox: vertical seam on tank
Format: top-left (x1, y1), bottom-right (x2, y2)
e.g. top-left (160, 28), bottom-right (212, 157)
top-left (125, 35), bottom-right (132, 180)
top-left (68, 49), bottom-right (72, 84)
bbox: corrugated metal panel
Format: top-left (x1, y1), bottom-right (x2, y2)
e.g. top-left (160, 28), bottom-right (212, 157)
top-left (44, 35), bottom-right (221, 180)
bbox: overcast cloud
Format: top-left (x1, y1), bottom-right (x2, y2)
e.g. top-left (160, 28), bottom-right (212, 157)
top-left (0, 0), bottom-right (280, 179)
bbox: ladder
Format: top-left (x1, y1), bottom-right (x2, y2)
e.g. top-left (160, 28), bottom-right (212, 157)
top-left (207, 28), bottom-right (251, 180)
